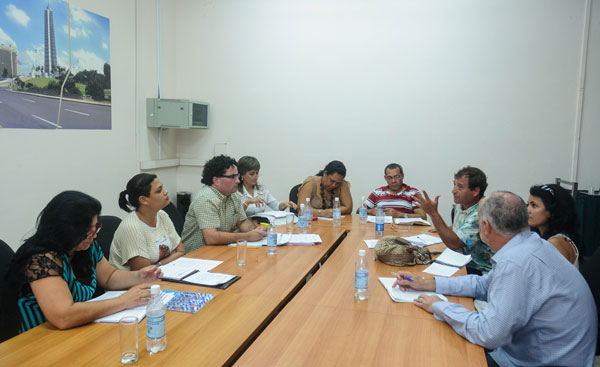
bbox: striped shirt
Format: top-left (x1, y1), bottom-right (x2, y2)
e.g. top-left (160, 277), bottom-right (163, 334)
top-left (366, 184), bottom-right (420, 213)
top-left (17, 241), bottom-right (103, 332)
top-left (181, 185), bottom-right (246, 252)
top-left (109, 210), bottom-right (181, 270)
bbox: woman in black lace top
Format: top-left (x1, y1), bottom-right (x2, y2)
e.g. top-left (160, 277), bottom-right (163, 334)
top-left (7, 191), bottom-right (162, 332)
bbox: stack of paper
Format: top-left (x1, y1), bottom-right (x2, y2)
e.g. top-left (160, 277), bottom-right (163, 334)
top-left (88, 290), bottom-right (175, 323)
top-left (394, 218), bottom-right (431, 226)
top-left (367, 215), bottom-right (394, 224)
top-left (250, 211), bottom-right (295, 226)
top-left (317, 216), bottom-right (345, 221)
top-left (277, 233), bottom-right (322, 245)
top-left (378, 277), bottom-right (448, 303)
top-left (159, 257), bottom-right (238, 288)
top-left (230, 233), bottom-right (323, 247)
top-left (160, 258), bottom-right (222, 281)
top-left (423, 248), bottom-right (472, 277)
top-left (402, 234), bottom-right (443, 247)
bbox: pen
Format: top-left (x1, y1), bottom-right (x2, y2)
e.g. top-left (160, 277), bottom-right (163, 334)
top-left (391, 272), bottom-right (414, 282)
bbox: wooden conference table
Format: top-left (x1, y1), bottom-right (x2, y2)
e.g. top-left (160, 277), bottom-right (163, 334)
top-left (0, 215), bottom-right (485, 366)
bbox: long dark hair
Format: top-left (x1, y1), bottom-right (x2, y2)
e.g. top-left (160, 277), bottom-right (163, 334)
top-left (8, 191), bottom-right (102, 289)
top-left (119, 173), bottom-right (157, 212)
top-left (529, 184), bottom-right (580, 247)
top-left (316, 160), bottom-right (346, 178)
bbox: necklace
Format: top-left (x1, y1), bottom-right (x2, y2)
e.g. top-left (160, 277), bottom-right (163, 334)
top-left (320, 181), bottom-right (334, 209)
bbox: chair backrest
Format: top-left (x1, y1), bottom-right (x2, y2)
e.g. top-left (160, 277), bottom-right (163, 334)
top-left (289, 184), bottom-right (302, 214)
top-left (0, 239), bottom-right (19, 342)
top-left (163, 202), bottom-right (184, 236)
top-left (555, 178), bottom-right (578, 199)
top-left (581, 246), bottom-right (600, 355)
top-left (96, 216), bottom-right (122, 261)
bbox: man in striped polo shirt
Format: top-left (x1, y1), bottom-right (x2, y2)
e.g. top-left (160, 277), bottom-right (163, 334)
top-left (366, 163), bottom-right (426, 219)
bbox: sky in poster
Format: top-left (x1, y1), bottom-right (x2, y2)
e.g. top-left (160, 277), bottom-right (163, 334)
top-left (0, 0), bottom-right (110, 76)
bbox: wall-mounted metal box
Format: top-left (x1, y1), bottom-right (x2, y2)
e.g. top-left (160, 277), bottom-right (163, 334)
top-left (146, 98), bottom-right (208, 129)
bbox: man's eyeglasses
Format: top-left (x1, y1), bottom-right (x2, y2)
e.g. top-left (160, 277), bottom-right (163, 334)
top-left (220, 174), bottom-right (240, 180)
top-left (385, 175), bottom-right (402, 180)
top-left (540, 184), bottom-right (555, 196)
top-left (85, 223), bottom-right (102, 239)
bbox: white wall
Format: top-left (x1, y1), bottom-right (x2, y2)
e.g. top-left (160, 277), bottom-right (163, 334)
top-left (172, 0), bottom-right (600, 219)
top-left (2, 0), bottom-right (598, 250)
top-left (0, 0), bottom-right (178, 250)
top-left (577, 0), bottom-right (600, 191)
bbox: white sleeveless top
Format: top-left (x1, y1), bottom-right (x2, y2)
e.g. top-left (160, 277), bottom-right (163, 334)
top-left (550, 233), bottom-right (579, 269)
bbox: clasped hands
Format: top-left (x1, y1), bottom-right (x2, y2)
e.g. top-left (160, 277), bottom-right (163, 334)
top-left (393, 271), bottom-right (442, 314)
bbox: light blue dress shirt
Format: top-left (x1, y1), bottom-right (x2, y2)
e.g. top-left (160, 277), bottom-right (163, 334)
top-left (432, 231), bottom-right (597, 367)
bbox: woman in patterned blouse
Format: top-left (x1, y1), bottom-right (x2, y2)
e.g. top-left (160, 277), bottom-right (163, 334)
top-left (7, 191), bottom-right (162, 332)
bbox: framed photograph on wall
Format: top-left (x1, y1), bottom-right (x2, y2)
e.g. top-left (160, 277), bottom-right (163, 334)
top-left (0, 0), bottom-right (111, 129)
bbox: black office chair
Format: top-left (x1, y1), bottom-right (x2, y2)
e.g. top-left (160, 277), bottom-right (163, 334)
top-left (0, 239), bottom-right (19, 342)
top-left (96, 216), bottom-right (121, 261)
top-left (581, 246), bottom-right (600, 356)
top-left (163, 202), bottom-right (184, 236)
top-left (289, 184), bottom-right (302, 214)
top-left (556, 178), bottom-right (579, 199)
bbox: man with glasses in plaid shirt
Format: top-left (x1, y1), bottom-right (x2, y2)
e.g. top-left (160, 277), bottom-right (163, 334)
top-left (182, 155), bottom-right (266, 253)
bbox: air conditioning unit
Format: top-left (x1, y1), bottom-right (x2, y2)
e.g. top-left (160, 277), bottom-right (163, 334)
top-left (146, 98), bottom-right (208, 129)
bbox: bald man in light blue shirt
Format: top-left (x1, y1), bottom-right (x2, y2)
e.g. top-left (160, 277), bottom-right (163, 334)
top-left (395, 191), bottom-right (597, 367)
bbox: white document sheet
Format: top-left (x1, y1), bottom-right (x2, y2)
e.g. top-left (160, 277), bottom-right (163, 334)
top-left (394, 218), bottom-right (432, 226)
top-left (378, 277), bottom-right (448, 303)
top-left (88, 291), bottom-right (175, 323)
top-left (363, 239), bottom-right (379, 249)
top-left (422, 263), bottom-right (461, 277)
top-left (261, 210), bottom-right (289, 219)
top-left (277, 233), bottom-right (322, 245)
top-left (317, 216), bottom-right (345, 221)
top-left (402, 234), bottom-right (443, 247)
top-left (229, 234), bottom-right (322, 247)
top-left (434, 248), bottom-right (472, 267)
top-left (160, 258), bottom-right (223, 280)
top-left (367, 215), bottom-right (393, 224)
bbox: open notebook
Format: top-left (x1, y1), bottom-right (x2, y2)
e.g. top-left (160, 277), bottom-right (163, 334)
top-left (378, 277), bottom-right (448, 303)
top-left (159, 257), bottom-right (239, 288)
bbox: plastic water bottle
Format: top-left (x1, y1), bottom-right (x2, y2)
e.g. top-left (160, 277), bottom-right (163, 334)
top-left (333, 197), bottom-right (341, 227)
top-left (298, 203), bottom-right (307, 234)
top-left (267, 224), bottom-right (277, 255)
top-left (146, 285), bottom-right (167, 354)
top-left (359, 196), bottom-right (367, 224)
top-left (305, 198), bottom-right (313, 227)
top-left (354, 249), bottom-right (368, 300)
top-left (376, 204), bottom-right (385, 236)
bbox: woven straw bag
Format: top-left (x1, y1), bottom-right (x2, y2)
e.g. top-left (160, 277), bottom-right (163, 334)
top-left (374, 236), bottom-right (433, 266)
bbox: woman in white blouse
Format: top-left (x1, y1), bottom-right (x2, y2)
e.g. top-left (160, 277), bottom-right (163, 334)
top-left (110, 173), bottom-right (185, 270)
top-left (238, 156), bottom-right (297, 216)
